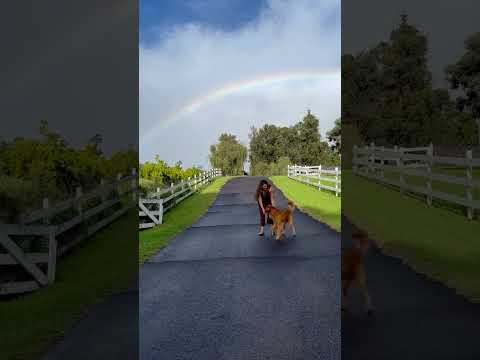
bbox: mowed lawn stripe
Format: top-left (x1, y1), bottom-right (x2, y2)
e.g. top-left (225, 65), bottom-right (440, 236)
top-left (269, 175), bottom-right (340, 231)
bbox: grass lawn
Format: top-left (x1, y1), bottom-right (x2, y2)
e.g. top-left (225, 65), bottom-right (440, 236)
top-left (343, 171), bottom-right (480, 302)
top-left (1, 209), bottom-right (138, 360)
top-left (139, 176), bottom-right (230, 263)
top-left (381, 166), bottom-right (480, 203)
top-left (298, 174), bottom-right (341, 189)
top-left (269, 176), bottom-right (341, 231)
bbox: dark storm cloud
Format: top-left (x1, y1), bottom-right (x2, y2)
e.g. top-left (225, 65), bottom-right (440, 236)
top-left (342, 0), bottom-right (480, 87)
top-left (0, 1), bottom-right (138, 153)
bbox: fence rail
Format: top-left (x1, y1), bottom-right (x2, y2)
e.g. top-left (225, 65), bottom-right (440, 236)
top-left (138, 168), bottom-right (222, 229)
top-left (287, 164), bottom-right (341, 196)
top-left (353, 143), bottom-right (480, 219)
top-left (0, 169), bottom-right (137, 295)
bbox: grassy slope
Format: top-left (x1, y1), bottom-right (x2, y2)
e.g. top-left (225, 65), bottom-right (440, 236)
top-left (269, 176), bottom-right (341, 231)
top-left (298, 174), bottom-right (340, 188)
top-left (343, 171), bottom-right (480, 302)
top-left (381, 167), bottom-right (480, 205)
top-left (1, 210), bottom-right (138, 360)
top-left (139, 176), bottom-right (230, 263)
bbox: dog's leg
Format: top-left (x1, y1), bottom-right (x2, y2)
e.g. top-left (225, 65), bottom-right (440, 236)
top-left (356, 269), bottom-right (373, 315)
top-left (289, 220), bottom-right (296, 237)
top-left (276, 224), bottom-right (282, 241)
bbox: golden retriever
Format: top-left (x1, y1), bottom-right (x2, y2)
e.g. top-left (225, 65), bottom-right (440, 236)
top-left (264, 201), bottom-right (296, 241)
top-left (341, 230), bottom-right (373, 315)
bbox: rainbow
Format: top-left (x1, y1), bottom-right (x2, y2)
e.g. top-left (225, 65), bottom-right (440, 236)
top-left (141, 68), bottom-right (340, 144)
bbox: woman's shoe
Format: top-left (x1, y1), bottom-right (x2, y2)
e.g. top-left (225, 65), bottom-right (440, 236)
top-left (258, 231), bottom-right (264, 236)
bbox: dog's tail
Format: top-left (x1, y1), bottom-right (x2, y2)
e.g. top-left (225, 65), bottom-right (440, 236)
top-left (352, 230), bottom-right (369, 255)
top-left (287, 200), bottom-right (295, 211)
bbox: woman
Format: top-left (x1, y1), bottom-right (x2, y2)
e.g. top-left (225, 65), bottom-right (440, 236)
top-left (255, 179), bottom-right (275, 236)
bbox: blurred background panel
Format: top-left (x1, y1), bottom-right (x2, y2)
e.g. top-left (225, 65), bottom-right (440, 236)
top-left (342, 1), bottom-right (480, 359)
top-left (0, 2), bottom-right (138, 360)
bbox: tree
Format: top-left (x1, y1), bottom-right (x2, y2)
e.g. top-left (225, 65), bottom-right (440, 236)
top-left (326, 118), bottom-right (341, 151)
top-left (446, 32), bottom-right (480, 145)
top-left (342, 14), bottom-right (472, 147)
top-left (209, 133), bottom-right (247, 175)
top-left (248, 110), bottom-right (340, 173)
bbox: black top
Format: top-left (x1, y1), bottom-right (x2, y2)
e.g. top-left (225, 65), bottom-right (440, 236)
top-left (259, 186), bottom-right (272, 206)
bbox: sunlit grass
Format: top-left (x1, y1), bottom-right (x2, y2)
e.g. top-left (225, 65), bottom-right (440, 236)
top-left (269, 176), bottom-right (340, 231)
top-left (343, 171), bottom-right (480, 302)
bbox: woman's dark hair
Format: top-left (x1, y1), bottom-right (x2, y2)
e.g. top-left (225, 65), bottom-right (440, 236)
top-left (254, 179), bottom-right (270, 201)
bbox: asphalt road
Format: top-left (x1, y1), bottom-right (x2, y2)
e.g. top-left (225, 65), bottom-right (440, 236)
top-left (140, 176), bottom-right (341, 360)
top-left (341, 216), bottom-right (480, 360)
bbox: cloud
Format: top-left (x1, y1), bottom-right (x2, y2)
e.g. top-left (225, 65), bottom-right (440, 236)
top-left (140, 0), bottom-right (340, 167)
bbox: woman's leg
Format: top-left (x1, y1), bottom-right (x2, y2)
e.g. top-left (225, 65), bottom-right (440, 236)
top-left (258, 205), bottom-right (265, 235)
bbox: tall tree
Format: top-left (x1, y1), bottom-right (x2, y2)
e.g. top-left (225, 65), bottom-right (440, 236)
top-left (446, 32), bottom-right (480, 145)
top-left (343, 14), bottom-right (471, 147)
top-left (209, 133), bottom-right (247, 175)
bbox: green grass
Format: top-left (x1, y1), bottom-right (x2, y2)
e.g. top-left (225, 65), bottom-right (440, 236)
top-left (343, 171), bottom-right (480, 302)
top-left (269, 176), bottom-right (341, 231)
top-left (380, 166), bottom-right (480, 203)
top-left (139, 176), bottom-right (230, 263)
top-left (1, 210), bottom-right (138, 360)
top-left (297, 174), bottom-right (341, 188)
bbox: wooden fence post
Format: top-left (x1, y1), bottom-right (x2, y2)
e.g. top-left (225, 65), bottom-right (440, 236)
top-left (369, 142), bottom-right (375, 174)
top-left (353, 145), bottom-right (358, 173)
top-left (426, 144), bottom-right (433, 206)
top-left (47, 227), bottom-right (57, 284)
top-left (394, 145), bottom-right (399, 167)
top-left (76, 186), bottom-right (83, 216)
top-left (116, 173), bottom-right (122, 198)
top-left (397, 147), bottom-right (405, 194)
top-left (100, 179), bottom-right (107, 202)
top-left (466, 149), bottom-right (473, 220)
top-left (335, 167), bottom-right (339, 197)
top-left (318, 165), bottom-right (322, 191)
top-left (158, 199), bottom-right (164, 224)
top-left (41, 197), bottom-right (56, 284)
top-left (43, 198), bottom-right (50, 225)
top-left (132, 168), bottom-right (137, 202)
top-left (380, 146), bottom-right (385, 178)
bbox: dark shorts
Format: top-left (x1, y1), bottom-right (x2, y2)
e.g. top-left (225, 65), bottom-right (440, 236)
top-left (259, 204), bottom-right (273, 226)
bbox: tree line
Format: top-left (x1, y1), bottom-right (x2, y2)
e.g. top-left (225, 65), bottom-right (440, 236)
top-left (209, 111), bottom-right (340, 176)
top-left (139, 157), bottom-right (203, 195)
top-left (0, 121), bottom-right (137, 217)
top-left (342, 14), bottom-right (480, 152)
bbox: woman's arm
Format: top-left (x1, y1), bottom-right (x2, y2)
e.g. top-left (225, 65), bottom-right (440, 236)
top-left (258, 196), bottom-right (265, 214)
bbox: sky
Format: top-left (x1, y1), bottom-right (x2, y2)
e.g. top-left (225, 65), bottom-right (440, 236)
top-left (0, 1), bottom-right (137, 154)
top-left (342, 0), bottom-right (480, 88)
top-left (139, 0), bottom-right (341, 168)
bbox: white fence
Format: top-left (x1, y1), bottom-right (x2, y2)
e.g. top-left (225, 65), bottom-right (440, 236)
top-left (288, 164), bottom-right (341, 196)
top-left (139, 168), bottom-right (222, 229)
top-left (353, 144), bottom-right (480, 219)
top-left (0, 170), bottom-right (137, 295)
